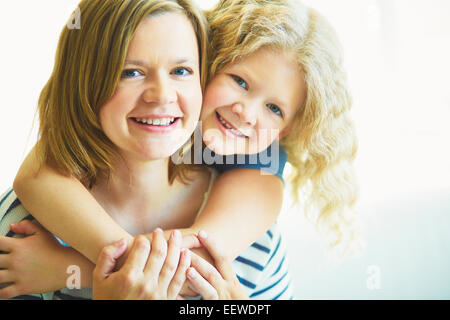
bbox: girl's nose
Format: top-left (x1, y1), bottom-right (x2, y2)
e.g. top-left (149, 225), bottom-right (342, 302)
top-left (232, 102), bottom-right (257, 126)
top-left (142, 74), bottom-right (177, 105)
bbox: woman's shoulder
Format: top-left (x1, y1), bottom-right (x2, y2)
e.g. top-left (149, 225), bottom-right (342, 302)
top-left (187, 166), bottom-right (217, 200)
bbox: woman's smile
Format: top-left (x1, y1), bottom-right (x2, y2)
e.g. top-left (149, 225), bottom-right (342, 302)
top-left (130, 116), bottom-right (181, 133)
top-left (99, 12), bottom-right (202, 161)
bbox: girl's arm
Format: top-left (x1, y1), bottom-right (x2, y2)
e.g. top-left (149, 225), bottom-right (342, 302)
top-left (13, 147), bottom-right (134, 263)
top-left (15, 147), bottom-right (283, 266)
top-left (0, 220), bottom-right (94, 299)
top-left (188, 168), bottom-right (283, 260)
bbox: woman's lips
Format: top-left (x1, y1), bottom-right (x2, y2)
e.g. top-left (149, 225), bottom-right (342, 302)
top-left (130, 117), bottom-right (181, 133)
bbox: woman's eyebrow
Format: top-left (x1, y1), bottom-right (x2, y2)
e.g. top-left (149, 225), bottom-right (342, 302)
top-left (124, 59), bottom-right (147, 66)
top-left (173, 58), bottom-right (196, 65)
top-left (124, 58), bottom-right (196, 67)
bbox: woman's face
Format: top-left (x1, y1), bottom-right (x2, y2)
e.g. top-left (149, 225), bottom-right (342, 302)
top-left (200, 48), bottom-right (306, 155)
top-left (99, 12), bottom-right (202, 162)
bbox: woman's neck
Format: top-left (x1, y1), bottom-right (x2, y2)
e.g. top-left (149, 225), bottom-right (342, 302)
top-left (88, 153), bottom-right (211, 235)
top-left (91, 155), bottom-right (173, 215)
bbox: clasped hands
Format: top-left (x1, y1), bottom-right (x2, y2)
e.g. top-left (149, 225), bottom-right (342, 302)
top-left (92, 228), bottom-right (248, 300)
top-left (0, 221), bottom-right (248, 300)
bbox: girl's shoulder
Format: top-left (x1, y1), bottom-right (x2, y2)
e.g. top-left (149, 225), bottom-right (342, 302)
top-left (207, 143), bottom-right (288, 182)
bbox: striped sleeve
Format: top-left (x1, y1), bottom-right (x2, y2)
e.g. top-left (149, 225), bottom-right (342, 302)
top-left (0, 188), bottom-right (54, 300)
top-left (232, 223), bottom-right (295, 300)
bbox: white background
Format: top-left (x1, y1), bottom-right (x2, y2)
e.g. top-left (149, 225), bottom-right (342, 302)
top-left (0, 0), bottom-right (449, 299)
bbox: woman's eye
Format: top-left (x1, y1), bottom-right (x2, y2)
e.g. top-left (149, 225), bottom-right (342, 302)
top-left (231, 75), bottom-right (248, 90)
top-left (267, 103), bottom-right (282, 117)
top-left (172, 67), bottom-right (192, 76)
top-left (121, 69), bottom-right (143, 79)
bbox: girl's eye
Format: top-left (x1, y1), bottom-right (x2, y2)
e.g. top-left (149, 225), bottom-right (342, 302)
top-left (172, 67), bottom-right (192, 76)
top-left (121, 69), bottom-right (143, 79)
top-left (267, 103), bottom-right (282, 117)
top-left (231, 75), bottom-right (248, 90)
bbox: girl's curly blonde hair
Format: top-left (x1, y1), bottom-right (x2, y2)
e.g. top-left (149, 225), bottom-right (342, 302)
top-left (207, 0), bottom-right (361, 256)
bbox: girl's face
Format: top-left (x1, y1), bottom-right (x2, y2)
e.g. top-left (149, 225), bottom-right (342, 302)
top-left (200, 48), bottom-right (306, 155)
top-left (99, 12), bottom-right (202, 162)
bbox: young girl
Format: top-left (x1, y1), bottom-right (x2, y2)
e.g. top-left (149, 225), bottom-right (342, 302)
top-left (0, 0), bottom-right (359, 299)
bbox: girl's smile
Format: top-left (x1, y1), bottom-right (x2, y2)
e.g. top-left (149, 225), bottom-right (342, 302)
top-left (215, 111), bottom-right (249, 139)
top-left (200, 48), bottom-right (306, 155)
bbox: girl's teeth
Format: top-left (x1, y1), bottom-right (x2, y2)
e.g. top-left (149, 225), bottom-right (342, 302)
top-left (219, 115), bottom-right (232, 129)
top-left (218, 114), bottom-right (245, 137)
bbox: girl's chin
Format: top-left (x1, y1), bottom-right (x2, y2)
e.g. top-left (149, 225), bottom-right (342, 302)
top-left (203, 138), bottom-right (248, 156)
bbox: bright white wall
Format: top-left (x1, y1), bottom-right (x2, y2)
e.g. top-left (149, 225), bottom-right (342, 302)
top-left (279, 0), bottom-right (450, 299)
top-left (1, 0), bottom-right (449, 299)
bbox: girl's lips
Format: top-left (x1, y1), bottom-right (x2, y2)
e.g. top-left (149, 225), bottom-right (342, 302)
top-left (215, 112), bottom-right (248, 139)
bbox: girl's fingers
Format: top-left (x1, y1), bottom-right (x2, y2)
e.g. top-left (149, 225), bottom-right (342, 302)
top-left (9, 220), bottom-right (42, 236)
top-left (186, 267), bottom-right (218, 300)
top-left (93, 239), bottom-right (128, 282)
top-left (189, 251), bottom-right (224, 291)
top-left (157, 230), bottom-right (181, 290)
top-left (197, 231), bottom-right (234, 280)
top-left (181, 234), bottom-right (201, 249)
top-left (0, 269), bottom-right (14, 284)
top-left (0, 253), bottom-right (9, 268)
top-left (144, 229), bottom-right (167, 278)
top-left (121, 235), bottom-right (151, 275)
top-left (167, 248), bottom-right (191, 299)
top-left (0, 284), bottom-right (18, 299)
top-left (0, 236), bottom-right (13, 253)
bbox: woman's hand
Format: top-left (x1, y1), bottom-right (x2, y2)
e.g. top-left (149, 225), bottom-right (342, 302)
top-left (113, 228), bottom-right (201, 271)
top-left (186, 231), bottom-right (249, 300)
top-left (93, 229), bottom-right (191, 300)
top-left (0, 220), bottom-right (75, 298)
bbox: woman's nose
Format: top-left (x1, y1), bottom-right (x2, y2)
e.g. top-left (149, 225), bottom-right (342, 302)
top-left (142, 74), bottom-right (177, 105)
top-left (232, 102), bottom-right (257, 126)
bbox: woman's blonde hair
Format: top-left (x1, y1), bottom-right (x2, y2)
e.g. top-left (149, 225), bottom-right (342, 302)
top-left (36, 0), bottom-right (208, 186)
top-left (207, 0), bottom-right (361, 256)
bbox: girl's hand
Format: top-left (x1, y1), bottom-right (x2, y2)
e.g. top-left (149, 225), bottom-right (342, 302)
top-left (186, 231), bottom-right (249, 300)
top-left (93, 229), bottom-right (191, 300)
top-left (0, 220), bottom-right (73, 298)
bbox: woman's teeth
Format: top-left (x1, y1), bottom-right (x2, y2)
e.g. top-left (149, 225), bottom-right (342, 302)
top-left (135, 117), bottom-right (175, 126)
top-left (217, 114), bottom-right (246, 138)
